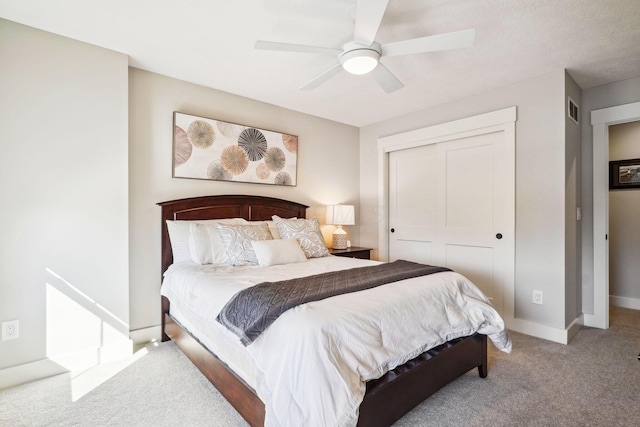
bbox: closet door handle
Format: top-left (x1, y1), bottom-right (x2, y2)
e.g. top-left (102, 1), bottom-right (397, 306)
top-left (496, 233), bottom-right (503, 239)
top-left (390, 228), bottom-right (395, 233)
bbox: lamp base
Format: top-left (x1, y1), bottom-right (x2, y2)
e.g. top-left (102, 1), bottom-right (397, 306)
top-left (332, 227), bottom-right (348, 250)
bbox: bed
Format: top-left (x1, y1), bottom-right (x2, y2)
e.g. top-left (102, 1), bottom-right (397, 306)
top-left (158, 195), bottom-right (510, 427)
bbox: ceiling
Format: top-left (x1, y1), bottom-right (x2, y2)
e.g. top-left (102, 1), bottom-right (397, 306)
top-left (2, 0), bottom-right (639, 127)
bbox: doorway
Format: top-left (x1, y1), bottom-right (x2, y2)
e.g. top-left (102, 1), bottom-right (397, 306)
top-left (588, 101), bottom-right (640, 329)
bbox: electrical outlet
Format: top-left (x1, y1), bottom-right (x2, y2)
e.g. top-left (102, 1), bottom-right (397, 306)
top-left (532, 290), bottom-right (543, 305)
top-left (2, 320), bottom-right (19, 340)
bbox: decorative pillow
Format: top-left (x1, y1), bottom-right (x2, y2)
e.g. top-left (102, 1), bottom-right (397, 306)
top-left (271, 216), bottom-right (330, 258)
top-left (189, 218), bottom-right (247, 265)
top-left (242, 220), bottom-right (286, 240)
top-left (215, 223), bottom-right (273, 266)
top-left (251, 238), bottom-right (307, 267)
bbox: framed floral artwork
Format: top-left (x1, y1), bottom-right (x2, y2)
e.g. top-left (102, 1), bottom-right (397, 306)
top-left (173, 112), bottom-right (298, 186)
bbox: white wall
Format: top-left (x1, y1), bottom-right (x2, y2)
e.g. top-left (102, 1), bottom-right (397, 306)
top-left (608, 121), bottom-right (640, 307)
top-left (580, 76), bottom-right (640, 314)
top-left (0, 19), bottom-right (129, 383)
top-left (128, 68), bottom-right (360, 334)
top-left (360, 70), bottom-right (572, 333)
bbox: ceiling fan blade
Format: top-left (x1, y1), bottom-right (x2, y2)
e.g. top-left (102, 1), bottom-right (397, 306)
top-left (300, 63), bottom-right (343, 90)
top-left (354, 0), bottom-right (389, 46)
top-left (255, 40), bottom-right (341, 56)
top-left (370, 63), bottom-right (404, 93)
top-left (382, 29), bottom-right (476, 57)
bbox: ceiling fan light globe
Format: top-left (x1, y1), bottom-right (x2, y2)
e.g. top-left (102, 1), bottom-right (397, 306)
top-left (340, 49), bottom-right (380, 75)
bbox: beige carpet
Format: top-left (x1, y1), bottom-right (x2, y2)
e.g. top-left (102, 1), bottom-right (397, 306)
top-left (1, 307), bottom-right (638, 427)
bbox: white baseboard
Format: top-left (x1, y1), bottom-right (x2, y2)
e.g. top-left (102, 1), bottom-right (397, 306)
top-left (505, 316), bottom-right (582, 345)
top-left (0, 339), bottom-right (133, 390)
top-left (610, 295), bottom-right (640, 310)
top-left (129, 325), bottom-right (162, 346)
top-left (0, 358), bottom-right (68, 390)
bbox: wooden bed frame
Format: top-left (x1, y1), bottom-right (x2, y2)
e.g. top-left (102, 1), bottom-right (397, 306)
top-left (159, 195), bottom-right (488, 427)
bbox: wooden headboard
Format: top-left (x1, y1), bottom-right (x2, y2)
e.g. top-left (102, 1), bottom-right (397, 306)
top-left (157, 195), bottom-right (308, 276)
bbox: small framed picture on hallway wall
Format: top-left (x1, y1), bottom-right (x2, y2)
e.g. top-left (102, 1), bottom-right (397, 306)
top-left (610, 158), bottom-right (640, 190)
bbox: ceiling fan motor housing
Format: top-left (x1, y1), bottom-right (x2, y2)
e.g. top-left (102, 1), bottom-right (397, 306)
top-left (340, 42), bottom-right (382, 74)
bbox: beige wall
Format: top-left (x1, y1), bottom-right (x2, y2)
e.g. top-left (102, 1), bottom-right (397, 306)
top-left (608, 121), bottom-right (640, 306)
top-left (564, 71), bottom-right (582, 325)
top-left (128, 68), bottom-right (360, 333)
top-left (0, 19), bottom-right (359, 387)
top-left (0, 19), bottom-right (129, 379)
top-left (360, 70), bottom-right (572, 332)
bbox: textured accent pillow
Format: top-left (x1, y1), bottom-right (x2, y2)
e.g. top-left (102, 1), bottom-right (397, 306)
top-left (189, 218), bottom-right (247, 265)
top-left (271, 216), bottom-right (330, 258)
top-left (216, 223), bottom-right (273, 266)
top-left (251, 238), bottom-right (307, 267)
top-left (243, 220), bottom-right (286, 240)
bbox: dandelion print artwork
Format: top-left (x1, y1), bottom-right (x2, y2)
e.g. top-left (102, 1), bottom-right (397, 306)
top-left (173, 112), bottom-right (297, 186)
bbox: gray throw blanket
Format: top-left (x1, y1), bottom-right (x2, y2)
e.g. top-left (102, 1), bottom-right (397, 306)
top-left (216, 260), bottom-right (451, 345)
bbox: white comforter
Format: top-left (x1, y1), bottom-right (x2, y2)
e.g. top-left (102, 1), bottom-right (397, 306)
top-left (161, 256), bottom-right (511, 427)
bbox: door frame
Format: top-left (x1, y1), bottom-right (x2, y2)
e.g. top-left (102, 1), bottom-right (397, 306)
top-left (377, 107), bottom-right (516, 319)
top-left (588, 101), bottom-right (640, 329)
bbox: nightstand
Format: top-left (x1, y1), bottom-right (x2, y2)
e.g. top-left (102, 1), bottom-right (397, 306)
top-left (328, 246), bottom-right (372, 260)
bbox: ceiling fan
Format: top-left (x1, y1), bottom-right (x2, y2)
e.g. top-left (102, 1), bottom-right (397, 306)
top-left (255, 0), bottom-right (475, 93)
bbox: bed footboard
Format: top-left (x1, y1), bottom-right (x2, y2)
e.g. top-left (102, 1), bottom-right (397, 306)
top-left (357, 334), bottom-right (487, 427)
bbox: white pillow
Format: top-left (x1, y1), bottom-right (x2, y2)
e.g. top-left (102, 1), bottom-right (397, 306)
top-left (189, 218), bottom-right (247, 265)
top-left (215, 223), bottom-right (273, 266)
top-left (251, 238), bottom-right (307, 267)
top-left (167, 218), bottom-right (290, 265)
top-left (271, 216), bottom-right (330, 258)
top-left (166, 220), bottom-right (192, 263)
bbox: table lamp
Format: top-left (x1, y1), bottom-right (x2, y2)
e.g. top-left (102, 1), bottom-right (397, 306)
top-left (326, 204), bottom-right (355, 249)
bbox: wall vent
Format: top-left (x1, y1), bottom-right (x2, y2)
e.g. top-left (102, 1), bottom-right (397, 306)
top-left (568, 97), bottom-right (579, 125)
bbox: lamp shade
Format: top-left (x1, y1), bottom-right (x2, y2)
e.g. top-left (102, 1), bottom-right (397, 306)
top-left (326, 205), bottom-right (355, 226)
